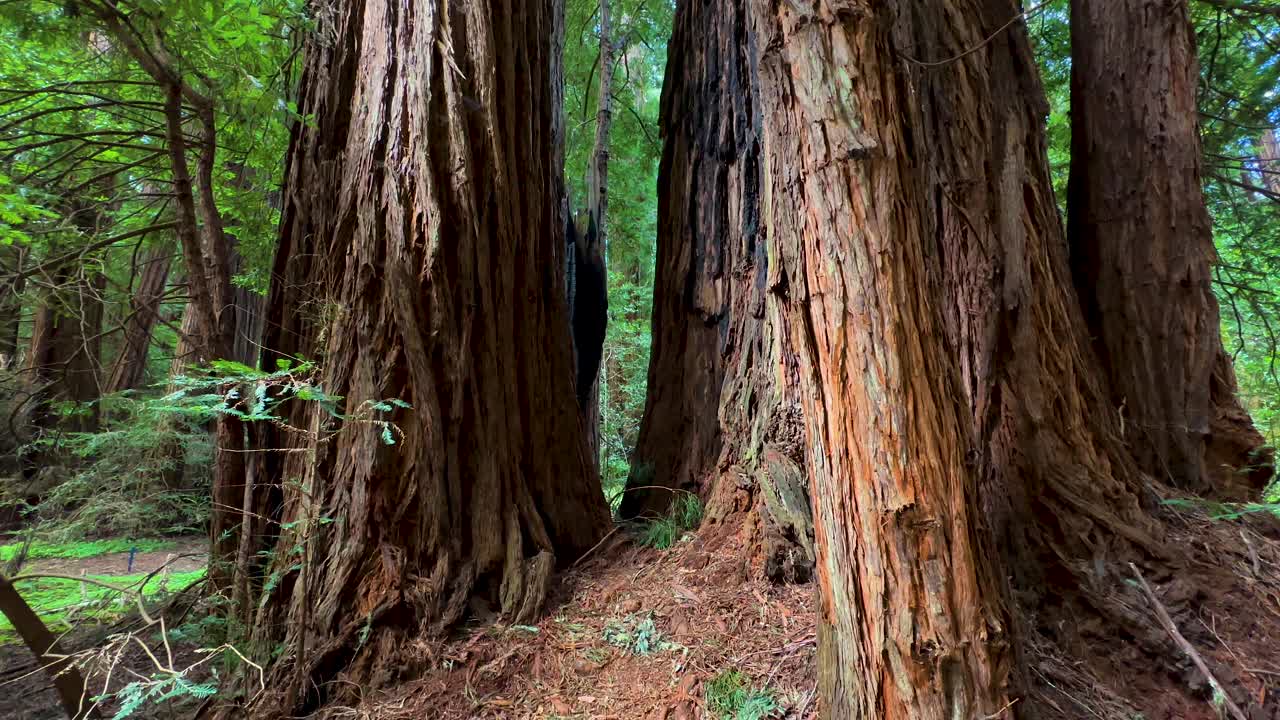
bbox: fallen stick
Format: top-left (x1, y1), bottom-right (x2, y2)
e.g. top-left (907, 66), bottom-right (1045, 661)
top-left (1129, 563), bottom-right (1247, 720)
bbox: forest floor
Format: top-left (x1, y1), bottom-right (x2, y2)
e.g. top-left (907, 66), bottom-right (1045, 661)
top-left (7, 505), bottom-right (1280, 720)
top-left (336, 519), bottom-right (820, 720)
top-left (1, 536), bottom-right (209, 720)
top-left (311, 498), bottom-right (1280, 720)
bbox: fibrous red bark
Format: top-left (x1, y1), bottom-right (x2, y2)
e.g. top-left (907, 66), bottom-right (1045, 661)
top-left (1068, 0), bottom-right (1271, 495)
top-left (247, 0), bottom-right (610, 713)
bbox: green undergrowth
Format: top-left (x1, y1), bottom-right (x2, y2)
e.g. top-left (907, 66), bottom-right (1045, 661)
top-left (0, 568), bottom-right (205, 643)
top-left (0, 537), bottom-right (176, 563)
top-left (638, 493), bottom-right (703, 550)
top-left (1163, 497), bottom-right (1280, 521)
top-left (705, 669), bottom-right (778, 720)
top-left (602, 611), bottom-right (682, 656)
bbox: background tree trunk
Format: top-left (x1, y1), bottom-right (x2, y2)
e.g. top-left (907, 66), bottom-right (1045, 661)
top-left (1262, 129), bottom-right (1280, 196)
top-left (1068, 0), bottom-right (1270, 495)
top-left (107, 247), bottom-right (171, 393)
top-left (620, 0), bottom-right (815, 582)
top-left (580, 0), bottom-right (613, 463)
top-left (247, 0), bottom-right (610, 713)
top-left (0, 242), bottom-right (24, 368)
top-left (26, 265), bottom-right (106, 440)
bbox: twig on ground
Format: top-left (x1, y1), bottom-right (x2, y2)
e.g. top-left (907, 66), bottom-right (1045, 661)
top-left (572, 526), bottom-right (622, 568)
top-left (1130, 563), bottom-right (1247, 720)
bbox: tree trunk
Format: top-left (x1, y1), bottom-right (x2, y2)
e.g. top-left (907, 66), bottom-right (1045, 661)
top-left (747, 3), bottom-right (1029, 714)
top-left (26, 265), bottom-right (106, 440)
top-left (0, 242), bottom-right (24, 369)
top-left (106, 247), bottom-right (171, 393)
top-left (634, 0), bottom-right (1267, 715)
top-left (580, 0), bottom-right (613, 463)
top-left (1261, 129), bottom-right (1280, 196)
top-left (620, 0), bottom-right (815, 583)
top-left (0, 573), bottom-right (100, 719)
top-left (1068, 0), bottom-right (1270, 495)
top-left (246, 0), bottom-right (610, 713)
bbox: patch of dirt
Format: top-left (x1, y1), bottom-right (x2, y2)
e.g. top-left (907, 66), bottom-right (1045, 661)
top-left (329, 518), bottom-right (820, 719)
top-left (309, 501), bottom-right (1280, 720)
top-left (1027, 502), bottom-right (1280, 720)
top-left (0, 587), bottom-right (214, 720)
top-left (23, 537), bottom-right (207, 578)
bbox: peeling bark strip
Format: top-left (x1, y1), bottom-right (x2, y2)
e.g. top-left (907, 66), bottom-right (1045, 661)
top-left (1068, 0), bottom-right (1270, 494)
top-left (248, 0), bottom-right (609, 714)
top-left (623, 0), bottom-right (815, 581)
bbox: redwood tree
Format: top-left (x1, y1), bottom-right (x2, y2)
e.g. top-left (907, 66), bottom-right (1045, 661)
top-left (1068, 0), bottom-right (1270, 494)
top-left (246, 0), bottom-right (610, 713)
top-left (638, 0), bottom-right (1271, 716)
top-left (620, 0), bottom-right (815, 582)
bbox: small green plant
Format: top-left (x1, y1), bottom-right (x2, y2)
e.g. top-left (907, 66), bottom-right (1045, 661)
top-left (640, 515), bottom-right (680, 549)
top-left (1162, 497), bottom-right (1280, 520)
top-left (672, 492), bottom-right (703, 528)
top-left (705, 669), bottom-right (778, 720)
top-left (638, 492), bottom-right (703, 550)
top-left (104, 675), bottom-right (218, 719)
top-left (166, 613), bottom-right (229, 647)
top-left (602, 612), bottom-right (679, 655)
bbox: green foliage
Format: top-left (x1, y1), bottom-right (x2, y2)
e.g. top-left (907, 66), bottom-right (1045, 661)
top-left (639, 515), bottom-right (679, 550)
top-left (638, 492), bottom-right (702, 550)
top-left (10, 390), bottom-right (215, 538)
top-left (563, 0), bottom-right (671, 493)
top-left (0, 568), bottom-right (205, 642)
top-left (705, 670), bottom-right (778, 720)
top-left (102, 674), bottom-right (218, 720)
top-left (601, 611), bottom-right (680, 655)
top-left (0, 536), bottom-right (174, 562)
top-left (672, 492), bottom-right (703, 529)
top-left (166, 612), bottom-right (229, 647)
top-left (1163, 497), bottom-right (1280, 521)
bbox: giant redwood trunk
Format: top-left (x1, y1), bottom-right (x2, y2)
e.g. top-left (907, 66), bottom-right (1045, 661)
top-left (247, 0), bottom-right (609, 713)
top-left (621, 0), bottom-right (815, 582)
top-left (748, 3), bottom-right (1027, 715)
top-left (1068, 0), bottom-right (1270, 495)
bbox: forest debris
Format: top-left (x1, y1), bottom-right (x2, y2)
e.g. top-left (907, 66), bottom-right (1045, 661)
top-left (1129, 563), bottom-right (1248, 720)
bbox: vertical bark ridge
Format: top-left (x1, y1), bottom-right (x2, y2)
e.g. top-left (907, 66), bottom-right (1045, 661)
top-left (750, 3), bottom-right (1016, 715)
